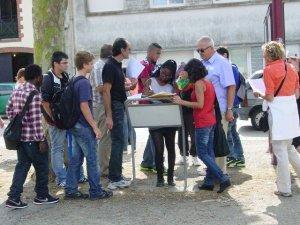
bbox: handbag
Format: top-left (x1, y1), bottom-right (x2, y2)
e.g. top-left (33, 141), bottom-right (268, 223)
top-left (259, 63), bottom-right (287, 132)
top-left (4, 90), bottom-right (38, 150)
top-left (213, 98), bottom-right (230, 157)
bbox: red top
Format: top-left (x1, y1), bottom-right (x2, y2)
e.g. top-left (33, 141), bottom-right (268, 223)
top-left (137, 59), bottom-right (155, 93)
top-left (191, 80), bottom-right (216, 128)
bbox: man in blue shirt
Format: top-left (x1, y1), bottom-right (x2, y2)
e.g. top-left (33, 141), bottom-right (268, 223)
top-left (197, 36), bottom-right (236, 174)
top-left (217, 46), bottom-right (245, 168)
top-left (65, 51), bottom-right (112, 200)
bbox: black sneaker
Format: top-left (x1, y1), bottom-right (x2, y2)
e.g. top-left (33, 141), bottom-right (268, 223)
top-left (6, 198), bottom-right (28, 209)
top-left (198, 184), bottom-right (214, 191)
top-left (90, 190), bottom-right (113, 201)
top-left (33, 194), bottom-right (59, 205)
top-left (217, 180), bottom-right (231, 193)
top-left (65, 191), bottom-right (89, 200)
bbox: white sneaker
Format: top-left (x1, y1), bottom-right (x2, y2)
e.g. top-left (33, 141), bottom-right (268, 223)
top-left (108, 179), bottom-right (131, 190)
top-left (175, 156), bottom-right (185, 165)
top-left (190, 156), bottom-right (201, 167)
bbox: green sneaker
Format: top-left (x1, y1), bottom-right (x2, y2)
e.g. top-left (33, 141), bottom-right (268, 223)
top-left (140, 165), bottom-right (154, 172)
top-left (226, 158), bottom-right (236, 168)
top-left (235, 160), bottom-right (245, 168)
top-left (152, 167), bottom-right (168, 176)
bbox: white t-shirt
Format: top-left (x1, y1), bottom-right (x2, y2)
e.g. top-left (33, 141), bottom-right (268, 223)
top-left (150, 77), bottom-right (173, 94)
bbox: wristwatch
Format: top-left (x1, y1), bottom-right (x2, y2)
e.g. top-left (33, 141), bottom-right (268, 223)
top-left (227, 107), bottom-right (233, 111)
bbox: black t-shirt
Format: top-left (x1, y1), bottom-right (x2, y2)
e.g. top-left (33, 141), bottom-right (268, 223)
top-left (102, 57), bottom-right (126, 103)
top-left (41, 70), bottom-right (69, 102)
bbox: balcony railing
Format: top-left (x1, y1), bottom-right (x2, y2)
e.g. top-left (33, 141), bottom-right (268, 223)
top-left (0, 19), bottom-right (18, 39)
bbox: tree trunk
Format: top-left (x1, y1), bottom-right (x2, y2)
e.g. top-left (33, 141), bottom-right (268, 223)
top-left (32, 0), bottom-right (68, 71)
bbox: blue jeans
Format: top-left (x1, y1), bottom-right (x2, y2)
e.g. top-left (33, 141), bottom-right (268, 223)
top-left (108, 101), bottom-right (125, 182)
top-left (227, 108), bottom-right (245, 161)
top-left (8, 142), bottom-right (49, 199)
top-left (195, 126), bottom-right (228, 186)
top-left (49, 125), bottom-right (66, 184)
top-left (123, 112), bottom-right (136, 151)
top-left (141, 135), bottom-right (155, 168)
top-left (66, 123), bottom-right (103, 197)
top-left (49, 126), bottom-right (85, 184)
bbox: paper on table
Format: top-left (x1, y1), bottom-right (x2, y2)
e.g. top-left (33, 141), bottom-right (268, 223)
top-left (127, 93), bottom-right (142, 100)
top-left (248, 78), bottom-right (266, 95)
top-left (126, 58), bottom-right (145, 79)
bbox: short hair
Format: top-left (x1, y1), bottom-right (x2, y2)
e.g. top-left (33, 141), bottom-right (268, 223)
top-left (112, 38), bottom-right (128, 57)
top-left (216, 46), bottom-right (230, 58)
top-left (24, 64), bottom-right (42, 81)
top-left (184, 58), bottom-right (208, 83)
top-left (51, 51), bottom-right (68, 68)
top-left (262, 41), bottom-right (285, 61)
top-left (74, 51), bottom-right (95, 70)
top-left (147, 43), bottom-right (162, 52)
top-left (100, 44), bottom-right (113, 59)
top-left (16, 68), bottom-right (25, 80)
top-left (197, 36), bottom-right (215, 47)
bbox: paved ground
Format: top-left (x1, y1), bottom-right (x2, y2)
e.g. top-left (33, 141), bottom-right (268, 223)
top-left (0, 119), bottom-right (300, 225)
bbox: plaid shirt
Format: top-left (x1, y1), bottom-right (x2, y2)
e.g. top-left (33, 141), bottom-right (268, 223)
top-left (6, 82), bottom-right (44, 142)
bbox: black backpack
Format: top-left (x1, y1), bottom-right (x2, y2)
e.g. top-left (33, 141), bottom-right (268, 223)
top-left (4, 90), bottom-right (38, 150)
top-left (51, 76), bottom-right (85, 130)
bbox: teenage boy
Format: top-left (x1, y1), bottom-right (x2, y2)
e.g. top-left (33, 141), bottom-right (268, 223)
top-left (65, 51), bottom-right (112, 200)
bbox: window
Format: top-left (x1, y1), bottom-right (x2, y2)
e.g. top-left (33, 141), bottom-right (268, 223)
top-left (151, 0), bottom-right (184, 8)
top-left (0, 0), bottom-right (18, 39)
top-left (87, 0), bottom-right (124, 13)
top-left (230, 48), bottom-right (249, 77)
top-left (212, 0), bottom-right (248, 4)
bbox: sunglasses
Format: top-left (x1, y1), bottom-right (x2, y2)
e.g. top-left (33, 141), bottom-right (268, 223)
top-left (196, 46), bottom-right (211, 53)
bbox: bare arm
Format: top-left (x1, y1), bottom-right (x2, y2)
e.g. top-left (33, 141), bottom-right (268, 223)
top-left (143, 79), bottom-right (154, 96)
top-left (173, 80), bottom-right (204, 108)
top-left (226, 85), bottom-right (236, 109)
top-left (42, 101), bottom-right (52, 118)
top-left (80, 102), bottom-right (97, 129)
top-left (96, 85), bottom-right (104, 94)
top-left (80, 102), bottom-right (101, 139)
top-left (102, 82), bottom-right (113, 129)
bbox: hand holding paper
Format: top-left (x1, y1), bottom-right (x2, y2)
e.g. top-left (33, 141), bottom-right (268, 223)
top-left (126, 58), bottom-right (145, 79)
top-left (248, 78), bottom-right (266, 95)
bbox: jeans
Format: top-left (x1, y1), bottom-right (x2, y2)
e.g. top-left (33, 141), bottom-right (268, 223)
top-left (123, 112), bottom-right (136, 151)
top-left (66, 123), bottom-right (103, 197)
top-left (8, 142), bottom-right (49, 199)
top-left (141, 135), bottom-right (156, 168)
top-left (49, 125), bottom-right (67, 184)
top-left (108, 101), bottom-right (125, 182)
top-left (178, 112), bottom-right (196, 157)
top-left (195, 126), bottom-right (228, 186)
top-left (227, 107), bottom-right (245, 161)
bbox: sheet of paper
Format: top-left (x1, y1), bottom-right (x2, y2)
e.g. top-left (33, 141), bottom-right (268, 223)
top-left (248, 78), bottom-right (266, 95)
top-left (126, 58), bottom-right (145, 79)
top-left (127, 93), bottom-right (142, 100)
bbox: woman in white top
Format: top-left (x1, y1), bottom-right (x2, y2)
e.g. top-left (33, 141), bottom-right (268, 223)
top-left (143, 60), bottom-right (177, 187)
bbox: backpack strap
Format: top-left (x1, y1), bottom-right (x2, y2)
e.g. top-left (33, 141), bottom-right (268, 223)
top-left (19, 90), bottom-right (38, 118)
top-left (274, 63), bottom-right (288, 97)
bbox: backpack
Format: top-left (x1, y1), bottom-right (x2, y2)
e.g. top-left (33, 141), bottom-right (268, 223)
top-left (51, 76), bottom-right (85, 130)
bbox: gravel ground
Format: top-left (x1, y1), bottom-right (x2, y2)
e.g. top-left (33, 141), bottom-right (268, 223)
top-left (0, 119), bottom-right (300, 225)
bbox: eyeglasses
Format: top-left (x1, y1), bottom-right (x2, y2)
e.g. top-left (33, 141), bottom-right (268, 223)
top-left (196, 46), bottom-right (211, 53)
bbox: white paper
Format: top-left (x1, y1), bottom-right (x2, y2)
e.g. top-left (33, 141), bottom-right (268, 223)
top-left (127, 93), bottom-right (142, 100)
top-left (248, 78), bottom-right (266, 95)
top-left (126, 58), bottom-right (145, 79)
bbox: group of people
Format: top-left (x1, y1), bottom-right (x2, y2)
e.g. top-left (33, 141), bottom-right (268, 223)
top-left (1, 35), bottom-right (300, 210)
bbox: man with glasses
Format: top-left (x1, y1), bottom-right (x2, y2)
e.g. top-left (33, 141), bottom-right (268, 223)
top-left (41, 51), bottom-right (86, 187)
top-left (196, 37), bottom-right (236, 174)
top-left (102, 38), bottom-right (136, 190)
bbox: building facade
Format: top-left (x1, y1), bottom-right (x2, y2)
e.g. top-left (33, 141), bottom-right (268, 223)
top-left (0, 0), bottom-right (34, 82)
top-left (66, 0), bottom-right (300, 77)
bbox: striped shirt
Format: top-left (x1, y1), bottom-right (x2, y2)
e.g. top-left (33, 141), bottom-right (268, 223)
top-left (6, 82), bottom-right (44, 142)
top-left (90, 59), bottom-right (106, 105)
